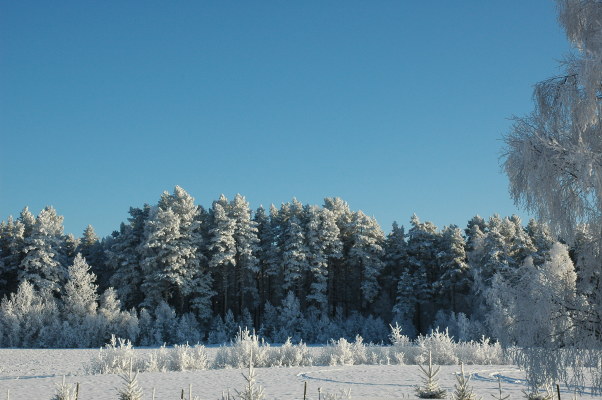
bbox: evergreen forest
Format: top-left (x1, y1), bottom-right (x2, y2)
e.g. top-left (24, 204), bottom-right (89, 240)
top-left (0, 186), bottom-right (581, 348)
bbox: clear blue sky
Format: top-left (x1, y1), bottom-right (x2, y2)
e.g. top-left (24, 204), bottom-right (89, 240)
top-left (0, 1), bottom-right (571, 238)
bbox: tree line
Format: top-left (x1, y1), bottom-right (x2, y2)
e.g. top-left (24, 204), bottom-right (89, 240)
top-left (0, 186), bottom-right (580, 347)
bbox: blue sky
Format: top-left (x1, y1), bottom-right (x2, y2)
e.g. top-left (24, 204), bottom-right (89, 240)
top-left (1, 1), bottom-right (571, 237)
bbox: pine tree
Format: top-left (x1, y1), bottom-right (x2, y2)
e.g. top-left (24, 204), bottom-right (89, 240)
top-left (451, 363), bottom-right (479, 400)
top-left (323, 197), bottom-right (354, 314)
top-left (106, 205), bottom-right (150, 309)
top-left (382, 222), bottom-right (407, 312)
top-left (77, 224), bottom-right (108, 291)
top-left (235, 351), bottom-right (265, 400)
top-left (0, 216), bottom-right (25, 298)
top-left (229, 194), bottom-right (260, 317)
top-left (406, 214), bottom-right (440, 332)
top-left (62, 253), bottom-right (99, 318)
top-left (254, 206), bottom-right (279, 318)
top-left (436, 226), bottom-right (469, 312)
top-left (305, 206), bottom-right (342, 312)
top-left (140, 186), bottom-right (203, 313)
top-left (393, 270), bottom-right (417, 337)
top-left (117, 359), bottom-right (143, 400)
top-left (281, 210), bottom-right (308, 297)
top-left (208, 197), bottom-right (237, 316)
top-left (416, 351), bottom-right (447, 399)
top-left (52, 376), bottom-right (78, 400)
top-left (526, 219), bottom-right (556, 266)
top-left (19, 206), bottom-right (69, 293)
top-left (348, 211), bottom-right (385, 311)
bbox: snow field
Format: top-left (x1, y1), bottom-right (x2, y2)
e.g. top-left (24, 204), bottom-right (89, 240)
top-left (0, 348), bottom-right (601, 400)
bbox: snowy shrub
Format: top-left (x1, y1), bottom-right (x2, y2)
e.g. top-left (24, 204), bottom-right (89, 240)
top-left (172, 343), bottom-right (209, 371)
top-left (88, 335), bottom-right (139, 374)
top-left (318, 336), bottom-right (370, 366)
top-left (456, 337), bottom-right (505, 365)
top-left (415, 328), bottom-right (459, 365)
top-left (214, 328), bottom-right (271, 368)
top-left (273, 338), bottom-right (312, 367)
top-left (145, 345), bottom-right (171, 372)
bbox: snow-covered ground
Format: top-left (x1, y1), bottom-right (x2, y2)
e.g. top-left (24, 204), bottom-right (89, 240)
top-left (0, 348), bottom-right (599, 400)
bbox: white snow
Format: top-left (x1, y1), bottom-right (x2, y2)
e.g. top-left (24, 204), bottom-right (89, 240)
top-left (0, 348), bottom-right (600, 400)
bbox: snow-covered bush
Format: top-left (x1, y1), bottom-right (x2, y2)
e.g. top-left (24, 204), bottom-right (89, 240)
top-left (319, 337), bottom-right (356, 366)
top-left (145, 345), bottom-right (171, 372)
top-left (318, 335), bottom-right (371, 366)
top-left (456, 337), bottom-right (505, 365)
top-left (144, 343), bottom-right (209, 372)
top-left (88, 335), bottom-right (140, 374)
top-left (272, 338), bottom-right (312, 367)
top-left (214, 328), bottom-right (271, 368)
top-left (173, 343), bottom-right (209, 371)
top-left (415, 328), bottom-right (459, 365)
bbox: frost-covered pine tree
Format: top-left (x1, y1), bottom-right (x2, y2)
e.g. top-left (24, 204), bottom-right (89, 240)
top-left (52, 376), bottom-right (78, 400)
top-left (208, 197), bottom-right (237, 316)
top-left (383, 222), bottom-right (407, 299)
top-left (19, 206), bottom-right (69, 293)
top-left (451, 364), bottom-right (479, 400)
top-left (236, 352), bottom-right (265, 400)
top-left (393, 270), bottom-right (417, 338)
top-left (77, 224), bottom-right (108, 290)
top-left (63, 253), bottom-right (98, 318)
top-left (106, 205), bottom-right (150, 309)
top-left (117, 359), bottom-right (143, 400)
top-left (305, 206), bottom-right (342, 312)
top-left (0, 216), bottom-right (26, 298)
top-left (229, 194), bottom-right (260, 317)
top-left (348, 211), bottom-right (385, 311)
top-left (406, 214), bottom-right (440, 332)
top-left (254, 206), bottom-right (281, 312)
top-left (98, 287), bottom-right (139, 344)
top-left (140, 186), bottom-right (204, 314)
top-left (525, 219), bottom-right (556, 266)
top-left (436, 226), bottom-right (470, 312)
top-left (280, 209), bottom-right (309, 297)
top-left (61, 253), bottom-right (100, 346)
top-left (152, 300), bottom-right (178, 345)
top-left (323, 197), bottom-right (354, 314)
top-left (273, 291), bottom-right (305, 342)
top-left (416, 351), bottom-right (447, 399)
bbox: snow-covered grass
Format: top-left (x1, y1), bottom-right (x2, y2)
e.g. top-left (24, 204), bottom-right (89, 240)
top-left (88, 327), bottom-right (507, 374)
